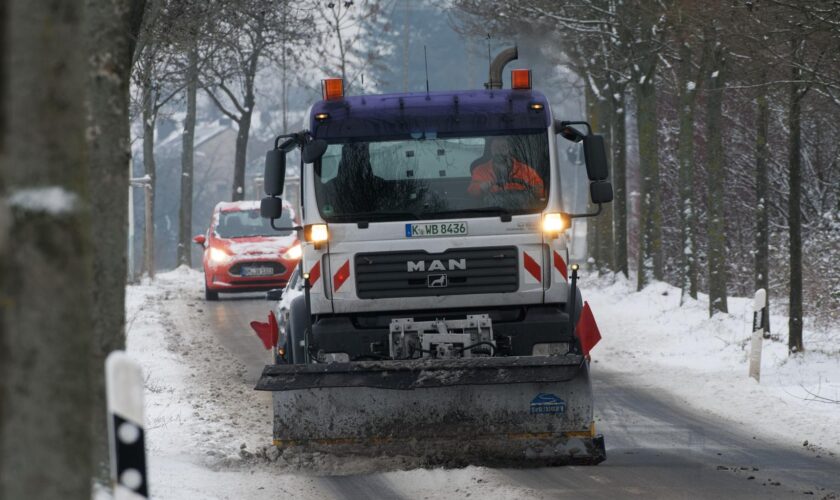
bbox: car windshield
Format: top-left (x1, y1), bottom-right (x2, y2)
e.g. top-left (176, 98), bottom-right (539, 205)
top-left (314, 132), bottom-right (549, 222)
top-left (216, 209), bottom-right (294, 238)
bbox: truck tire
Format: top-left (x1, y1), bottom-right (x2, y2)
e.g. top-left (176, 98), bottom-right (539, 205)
top-left (286, 295), bottom-right (309, 364)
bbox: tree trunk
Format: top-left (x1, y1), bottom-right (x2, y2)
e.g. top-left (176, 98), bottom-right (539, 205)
top-left (0, 1), bottom-right (94, 498)
top-left (231, 110), bottom-right (252, 201)
top-left (706, 50), bottom-right (728, 316)
top-left (635, 75), bottom-right (663, 290)
top-left (584, 81), bottom-right (600, 267)
top-left (584, 78), bottom-right (614, 272)
top-left (754, 78), bottom-right (771, 333)
top-left (281, 2), bottom-right (289, 133)
top-left (402, 0), bottom-right (411, 92)
top-left (787, 62), bottom-right (804, 353)
top-left (179, 45), bottom-right (198, 266)
top-left (595, 94), bottom-right (614, 271)
top-left (84, 0), bottom-right (142, 483)
top-left (611, 88), bottom-right (628, 277)
top-left (142, 80), bottom-right (156, 277)
top-left (677, 40), bottom-right (699, 302)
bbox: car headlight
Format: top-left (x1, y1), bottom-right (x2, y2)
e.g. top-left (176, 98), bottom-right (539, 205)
top-left (208, 247), bottom-right (232, 264)
top-left (282, 243), bottom-right (302, 260)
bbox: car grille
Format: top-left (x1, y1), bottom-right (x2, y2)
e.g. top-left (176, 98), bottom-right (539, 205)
top-left (354, 246), bottom-right (518, 299)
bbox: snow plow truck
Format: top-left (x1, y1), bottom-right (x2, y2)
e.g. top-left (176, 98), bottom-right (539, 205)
top-left (256, 47), bottom-right (613, 466)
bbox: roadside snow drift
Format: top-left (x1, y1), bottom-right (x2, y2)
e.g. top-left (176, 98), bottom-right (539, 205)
top-left (582, 272), bottom-right (840, 458)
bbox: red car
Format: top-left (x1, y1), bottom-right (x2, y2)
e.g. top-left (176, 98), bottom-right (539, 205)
top-left (194, 200), bottom-right (300, 300)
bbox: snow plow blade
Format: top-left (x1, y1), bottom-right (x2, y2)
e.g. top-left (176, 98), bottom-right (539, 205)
top-left (255, 355), bottom-right (606, 467)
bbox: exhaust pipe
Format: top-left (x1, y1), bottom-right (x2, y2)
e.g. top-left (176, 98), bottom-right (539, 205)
top-left (485, 46), bottom-right (518, 90)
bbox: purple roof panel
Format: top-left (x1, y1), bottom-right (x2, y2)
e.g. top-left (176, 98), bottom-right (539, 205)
top-left (310, 89), bottom-right (550, 141)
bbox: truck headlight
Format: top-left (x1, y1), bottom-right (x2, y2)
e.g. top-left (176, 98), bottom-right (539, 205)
top-left (208, 247), bottom-right (232, 264)
top-left (542, 213), bottom-right (570, 233)
top-left (305, 224), bottom-right (329, 243)
top-left (282, 243), bottom-right (302, 260)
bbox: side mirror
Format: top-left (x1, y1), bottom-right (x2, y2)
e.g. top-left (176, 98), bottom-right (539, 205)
top-left (554, 119), bottom-right (585, 143)
top-left (582, 134), bottom-right (609, 181)
top-left (264, 149), bottom-right (286, 196)
top-left (302, 139), bottom-right (328, 163)
top-left (261, 196), bottom-right (284, 219)
top-left (266, 288), bottom-right (284, 301)
top-left (193, 234), bottom-right (206, 246)
top-left (590, 181), bottom-right (613, 204)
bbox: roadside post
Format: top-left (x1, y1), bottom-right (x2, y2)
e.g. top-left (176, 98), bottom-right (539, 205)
top-left (106, 351), bottom-right (148, 499)
top-left (749, 289), bottom-right (767, 382)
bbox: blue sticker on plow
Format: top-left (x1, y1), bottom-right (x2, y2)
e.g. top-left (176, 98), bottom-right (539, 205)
top-left (530, 393), bottom-right (566, 415)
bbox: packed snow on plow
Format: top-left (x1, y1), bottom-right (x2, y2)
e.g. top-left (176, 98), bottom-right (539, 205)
top-left (256, 354), bottom-right (604, 467)
top-left (252, 47), bottom-right (611, 467)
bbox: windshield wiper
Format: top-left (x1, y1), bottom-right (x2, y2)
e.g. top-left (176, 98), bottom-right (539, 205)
top-left (422, 207), bottom-right (514, 221)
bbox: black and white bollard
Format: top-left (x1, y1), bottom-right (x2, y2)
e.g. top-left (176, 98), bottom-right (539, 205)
top-left (106, 351), bottom-right (148, 499)
top-left (749, 289), bottom-right (767, 382)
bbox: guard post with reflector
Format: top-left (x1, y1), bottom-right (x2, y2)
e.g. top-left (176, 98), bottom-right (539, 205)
top-left (749, 289), bottom-right (767, 382)
top-left (106, 351), bottom-right (148, 499)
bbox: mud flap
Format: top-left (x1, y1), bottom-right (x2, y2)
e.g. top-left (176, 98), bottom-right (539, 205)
top-left (255, 355), bottom-right (606, 467)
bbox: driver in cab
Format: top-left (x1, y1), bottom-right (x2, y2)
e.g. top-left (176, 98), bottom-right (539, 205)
top-left (467, 136), bottom-right (545, 198)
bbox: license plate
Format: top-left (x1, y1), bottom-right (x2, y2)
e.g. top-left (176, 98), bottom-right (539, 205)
top-left (242, 266), bottom-right (274, 277)
top-left (405, 221), bottom-right (468, 238)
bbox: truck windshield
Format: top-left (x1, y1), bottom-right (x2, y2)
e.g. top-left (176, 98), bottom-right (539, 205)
top-left (314, 132), bottom-right (549, 222)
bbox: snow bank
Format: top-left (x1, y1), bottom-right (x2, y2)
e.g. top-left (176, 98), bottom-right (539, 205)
top-left (582, 272), bottom-right (840, 457)
top-left (125, 266), bottom-right (323, 499)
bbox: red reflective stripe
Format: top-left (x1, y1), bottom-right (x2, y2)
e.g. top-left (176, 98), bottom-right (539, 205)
top-left (553, 251), bottom-right (568, 280)
top-left (308, 261), bottom-right (321, 286)
top-left (333, 260), bottom-right (351, 291)
top-left (523, 252), bottom-right (541, 283)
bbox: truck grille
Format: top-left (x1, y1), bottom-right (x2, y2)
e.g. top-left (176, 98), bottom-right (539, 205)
top-left (354, 246), bottom-right (518, 299)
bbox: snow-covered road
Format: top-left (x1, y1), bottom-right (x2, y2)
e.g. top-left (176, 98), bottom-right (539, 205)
top-left (126, 268), bottom-right (840, 499)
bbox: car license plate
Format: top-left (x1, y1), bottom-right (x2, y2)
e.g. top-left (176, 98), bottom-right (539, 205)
top-left (242, 266), bottom-right (274, 277)
top-left (405, 221), bottom-right (468, 238)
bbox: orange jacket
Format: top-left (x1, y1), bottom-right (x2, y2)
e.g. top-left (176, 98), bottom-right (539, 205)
top-left (467, 159), bottom-right (545, 198)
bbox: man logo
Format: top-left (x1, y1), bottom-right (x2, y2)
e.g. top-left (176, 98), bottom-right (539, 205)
top-left (427, 274), bottom-right (448, 288)
top-left (407, 259), bottom-right (466, 272)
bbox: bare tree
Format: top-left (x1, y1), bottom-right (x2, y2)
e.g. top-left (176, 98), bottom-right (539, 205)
top-left (133, 5), bottom-right (188, 276)
top-left (203, 0), bottom-right (286, 201)
top-left (84, 0), bottom-right (148, 483)
top-left (670, 2), bottom-right (707, 303)
top-left (173, 1), bottom-right (216, 267)
top-left (787, 36), bottom-right (806, 352)
top-left (306, 0), bottom-right (390, 94)
top-left (0, 1), bottom-right (94, 498)
top-left (704, 22), bottom-right (729, 316)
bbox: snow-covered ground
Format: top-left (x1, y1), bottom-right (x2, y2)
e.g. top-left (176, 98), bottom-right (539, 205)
top-left (124, 267), bottom-right (531, 499)
top-left (582, 271), bottom-right (840, 458)
top-left (123, 267), bottom-right (839, 498)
